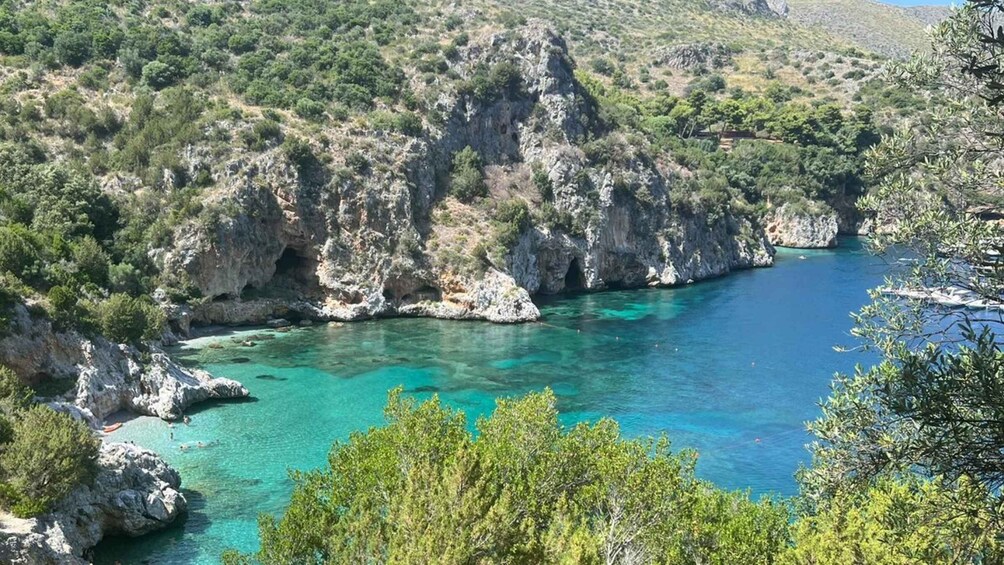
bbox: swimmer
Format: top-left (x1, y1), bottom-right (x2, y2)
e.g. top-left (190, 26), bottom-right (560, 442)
top-left (183, 416), bottom-right (191, 425)
top-left (197, 441), bottom-right (205, 448)
top-left (754, 438), bottom-right (761, 444)
top-left (180, 444), bottom-right (188, 451)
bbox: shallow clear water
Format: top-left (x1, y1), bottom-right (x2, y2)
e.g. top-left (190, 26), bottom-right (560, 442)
top-left (94, 239), bottom-right (886, 564)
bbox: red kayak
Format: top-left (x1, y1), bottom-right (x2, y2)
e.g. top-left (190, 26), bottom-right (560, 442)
top-left (103, 423), bottom-right (123, 433)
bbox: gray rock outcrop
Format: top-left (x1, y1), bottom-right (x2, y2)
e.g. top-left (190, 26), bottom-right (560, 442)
top-left (765, 203), bottom-right (839, 248)
top-left (711, 0), bottom-right (788, 17)
top-left (656, 42), bottom-right (733, 70)
top-left (0, 443), bottom-right (186, 565)
top-left (0, 304), bottom-right (249, 422)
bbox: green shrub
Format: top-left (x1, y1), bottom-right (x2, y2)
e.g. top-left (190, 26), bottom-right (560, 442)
top-left (242, 120), bottom-right (282, 151)
top-left (229, 389), bottom-right (790, 563)
top-left (141, 61), bottom-right (178, 89)
top-left (532, 167), bottom-right (554, 201)
top-left (281, 136), bottom-right (317, 171)
top-left (0, 405), bottom-right (100, 517)
top-left (107, 263), bottom-right (144, 295)
top-left (46, 285), bottom-right (79, 324)
top-left (0, 366), bottom-right (32, 416)
top-left (492, 199), bottom-right (531, 249)
top-left (0, 225), bottom-right (40, 282)
top-left (71, 237), bottom-right (109, 287)
top-left (369, 111), bottom-right (423, 137)
top-left (95, 293), bottom-right (165, 344)
top-left (449, 146), bottom-right (487, 202)
top-left (462, 61), bottom-right (524, 103)
top-left (293, 98), bottom-right (325, 121)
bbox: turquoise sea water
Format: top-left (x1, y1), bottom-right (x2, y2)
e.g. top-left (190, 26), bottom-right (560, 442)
top-left (94, 239), bottom-right (886, 564)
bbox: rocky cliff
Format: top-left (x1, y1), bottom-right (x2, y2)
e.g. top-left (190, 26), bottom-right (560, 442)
top-left (159, 23), bottom-right (774, 331)
top-left (0, 304), bottom-right (248, 423)
top-left (0, 443), bottom-right (186, 564)
top-left (764, 203), bottom-right (839, 248)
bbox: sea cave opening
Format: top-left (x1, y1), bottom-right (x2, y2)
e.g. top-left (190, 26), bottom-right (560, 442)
top-left (564, 258), bottom-right (585, 292)
top-left (275, 248), bottom-right (308, 283)
top-left (261, 246), bottom-right (321, 299)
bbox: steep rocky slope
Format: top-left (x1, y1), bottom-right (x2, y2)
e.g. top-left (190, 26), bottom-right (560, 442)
top-left (159, 24), bottom-right (774, 329)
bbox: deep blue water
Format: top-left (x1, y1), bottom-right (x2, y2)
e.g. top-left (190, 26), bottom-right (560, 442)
top-left (94, 239), bottom-right (886, 564)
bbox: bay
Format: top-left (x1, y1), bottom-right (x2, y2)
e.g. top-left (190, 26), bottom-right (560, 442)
top-left (94, 239), bottom-right (886, 564)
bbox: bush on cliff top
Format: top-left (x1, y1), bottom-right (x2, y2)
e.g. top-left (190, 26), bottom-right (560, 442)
top-left (0, 367), bottom-right (100, 518)
top-left (96, 293), bottom-right (166, 344)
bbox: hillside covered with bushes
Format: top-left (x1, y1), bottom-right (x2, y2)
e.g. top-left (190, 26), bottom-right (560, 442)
top-left (0, 0), bottom-right (933, 338)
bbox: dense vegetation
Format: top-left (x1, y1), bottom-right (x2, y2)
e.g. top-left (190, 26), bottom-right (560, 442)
top-left (576, 75), bottom-right (882, 214)
top-left (223, 389), bottom-right (1000, 564)
top-left (0, 366), bottom-right (99, 517)
top-left (0, 142), bottom-right (164, 342)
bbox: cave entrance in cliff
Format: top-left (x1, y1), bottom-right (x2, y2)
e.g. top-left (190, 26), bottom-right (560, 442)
top-left (275, 248), bottom-right (307, 282)
top-left (564, 259), bottom-right (585, 292)
top-left (270, 246), bottom-right (320, 295)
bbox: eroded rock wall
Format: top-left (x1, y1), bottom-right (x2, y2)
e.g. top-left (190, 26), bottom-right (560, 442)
top-left (160, 22), bottom-right (775, 329)
top-left (0, 304), bottom-right (248, 422)
top-left (764, 203), bottom-right (839, 248)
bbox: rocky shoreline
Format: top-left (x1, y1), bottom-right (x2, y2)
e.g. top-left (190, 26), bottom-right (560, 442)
top-left (0, 304), bottom-right (249, 424)
top-left (0, 304), bottom-right (250, 562)
top-left (0, 443), bottom-right (186, 564)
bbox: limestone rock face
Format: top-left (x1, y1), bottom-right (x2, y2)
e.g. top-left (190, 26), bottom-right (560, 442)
top-left (0, 304), bottom-right (249, 422)
top-left (159, 22), bottom-right (775, 330)
top-left (765, 204), bottom-right (839, 248)
top-left (0, 443), bottom-right (185, 565)
top-left (656, 42), bottom-right (733, 70)
top-left (711, 0), bottom-right (788, 17)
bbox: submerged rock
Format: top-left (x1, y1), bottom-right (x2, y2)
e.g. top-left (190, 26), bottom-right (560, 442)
top-left (764, 203), bottom-right (839, 249)
top-left (0, 443), bottom-right (186, 564)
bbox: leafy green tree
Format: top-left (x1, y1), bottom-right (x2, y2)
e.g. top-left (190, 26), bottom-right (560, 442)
top-left (800, 0), bottom-right (1004, 546)
top-left (230, 389), bottom-right (790, 564)
top-left (0, 366), bottom-right (32, 417)
top-left (784, 477), bottom-right (1001, 564)
top-left (0, 404), bottom-right (99, 517)
top-left (450, 146), bottom-right (487, 202)
top-left (95, 293), bottom-right (165, 344)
